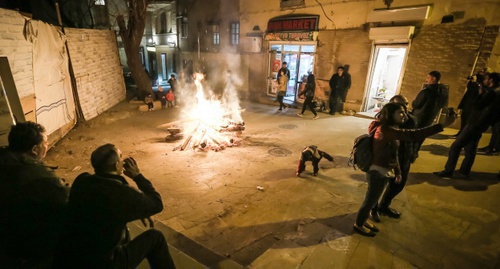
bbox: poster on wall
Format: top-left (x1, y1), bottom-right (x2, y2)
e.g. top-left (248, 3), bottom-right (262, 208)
top-left (272, 59), bottom-right (281, 72)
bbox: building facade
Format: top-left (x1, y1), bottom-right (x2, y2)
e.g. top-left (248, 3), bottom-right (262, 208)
top-left (239, 0), bottom-right (500, 113)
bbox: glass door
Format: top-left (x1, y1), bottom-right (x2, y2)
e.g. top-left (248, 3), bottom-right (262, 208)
top-left (282, 52), bottom-right (298, 101)
top-left (267, 42), bottom-right (316, 102)
top-left (363, 45), bottom-right (408, 113)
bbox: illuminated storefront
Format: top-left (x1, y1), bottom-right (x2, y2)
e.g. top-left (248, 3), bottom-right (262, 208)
top-left (265, 15), bottom-right (319, 103)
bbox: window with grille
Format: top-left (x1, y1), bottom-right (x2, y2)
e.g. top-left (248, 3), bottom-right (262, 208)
top-left (230, 22), bottom-right (239, 45)
top-left (181, 18), bottom-right (188, 38)
top-left (212, 24), bottom-right (220, 45)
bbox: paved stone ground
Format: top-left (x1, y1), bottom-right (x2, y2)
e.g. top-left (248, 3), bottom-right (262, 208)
top-left (45, 101), bottom-right (500, 269)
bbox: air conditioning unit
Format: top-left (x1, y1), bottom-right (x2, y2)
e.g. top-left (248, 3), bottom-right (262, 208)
top-left (243, 37), bottom-right (262, 53)
top-left (369, 26), bottom-right (415, 42)
top-left (367, 6), bottom-right (430, 22)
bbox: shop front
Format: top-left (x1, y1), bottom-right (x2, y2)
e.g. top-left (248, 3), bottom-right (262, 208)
top-left (265, 15), bottom-right (319, 103)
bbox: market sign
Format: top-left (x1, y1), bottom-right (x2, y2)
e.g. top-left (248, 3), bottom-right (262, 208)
top-left (264, 32), bottom-right (316, 41)
top-left (267, 15), bottom-right (319, 32)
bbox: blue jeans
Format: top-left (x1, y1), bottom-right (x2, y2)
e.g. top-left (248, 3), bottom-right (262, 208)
top-left (355, 171), bottom-right (390, 226)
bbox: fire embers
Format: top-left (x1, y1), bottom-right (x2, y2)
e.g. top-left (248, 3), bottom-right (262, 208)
top-left (168, 121), bottom-right (245, 152)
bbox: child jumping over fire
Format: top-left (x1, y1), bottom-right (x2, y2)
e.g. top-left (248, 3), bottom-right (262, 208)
top-left (296, 145), bottom-right (334, 177)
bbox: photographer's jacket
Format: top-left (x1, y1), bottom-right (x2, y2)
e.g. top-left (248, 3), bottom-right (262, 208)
top-left (55, 172), bottom-right (163, 267)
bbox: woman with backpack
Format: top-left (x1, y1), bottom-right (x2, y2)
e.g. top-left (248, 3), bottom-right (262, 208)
top-left (297, 74), bottom-right (319, 120)
top-left (353, 102), bottom-right (453, 237)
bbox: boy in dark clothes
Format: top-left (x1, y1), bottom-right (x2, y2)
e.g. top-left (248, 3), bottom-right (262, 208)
top-left (296, 145), bottom-right (334, 177)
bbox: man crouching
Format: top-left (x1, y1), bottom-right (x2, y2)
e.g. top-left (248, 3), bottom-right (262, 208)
top-left (54, 144), bottom-right (175, 268)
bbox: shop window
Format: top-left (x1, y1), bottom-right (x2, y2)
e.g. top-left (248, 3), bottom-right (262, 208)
top-left (283, 45), bottom-right (299, 52)
top-left (301, 45), bottom-right (315, 53)
top-left (270, 45), bottom-right (282, 52)
top-left (230, 22), bottom-right (239, 45)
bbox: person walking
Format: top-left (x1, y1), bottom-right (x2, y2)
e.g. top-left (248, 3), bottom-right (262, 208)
top-left (353, 103), bottom-right (453, 237)
top-left (297, 74), bottom-right (319, 120)
top-left (328, 66), bottom-right (351, 115)
top-left (434, 72), bottom-right (499, 178)
top-left (277, 69), bottom-right (289, 112)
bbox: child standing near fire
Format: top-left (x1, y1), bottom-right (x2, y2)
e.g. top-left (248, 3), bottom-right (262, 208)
top-left (296, 145), bottom-right (334, 176)
top-left (166, 90), bottom-right (175, 108)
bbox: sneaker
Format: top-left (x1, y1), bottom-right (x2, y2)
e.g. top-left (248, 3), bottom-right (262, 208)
top-left (353, 224), bottom-right (376, 237)
top-left (370, 209), bottom-right (381, 223)
top-left (283, 107), bottom-right (288, 112)
top-left (297, 113), bottom-right (303, 117)
top-left (378, 207), bottom-right (401, 218)
top-left (433, 170), bottom-right (453, 178)
top-left (296, 172), bottom-right (300, 177)
top-left (312, 115), bottom-right (319, 120)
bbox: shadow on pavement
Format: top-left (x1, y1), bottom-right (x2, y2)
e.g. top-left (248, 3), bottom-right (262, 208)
top-left (419, 143), bottom-right (449, 156)
top-left (193, 213), bottom-right (356, 266)
top-left (407, 172), bottom-right (500, 191)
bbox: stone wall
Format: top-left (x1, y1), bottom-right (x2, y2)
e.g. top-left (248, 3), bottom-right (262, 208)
top-left (0, 8), bottom-right (35, 107)
top-left (65, 28), bottom-right (126, 120)
top-left (316, 29), bottom-right (372, 111)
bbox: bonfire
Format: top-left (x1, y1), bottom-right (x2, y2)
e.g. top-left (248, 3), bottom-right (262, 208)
top-left (158, 72), bottom-right (245, 151)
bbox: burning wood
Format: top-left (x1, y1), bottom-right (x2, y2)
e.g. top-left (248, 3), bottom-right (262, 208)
top-left (160, 72), bottom-right (245, 152)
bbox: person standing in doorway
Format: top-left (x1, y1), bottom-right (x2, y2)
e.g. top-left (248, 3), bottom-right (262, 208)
top-left (277, 69), bottom-right (289, 112)
top-left (277, 61), bottom-right (290, 85)
top-left (328, 66), bottom-right (351, 115)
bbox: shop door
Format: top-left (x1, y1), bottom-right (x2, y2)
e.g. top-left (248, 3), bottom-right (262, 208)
top-left (267, 43), bottom-right (316, 101)
top-left (282, 53), bottom-right (298, 101)
top-left (363, 45), bottom-right (408, 113)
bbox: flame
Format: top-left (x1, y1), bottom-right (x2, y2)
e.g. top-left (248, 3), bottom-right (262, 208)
top-left (179, 72), bottom-right (242, 150)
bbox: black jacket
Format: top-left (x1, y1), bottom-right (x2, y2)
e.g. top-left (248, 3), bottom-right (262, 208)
top-left (55, 172), bottom-right (163, 267)
top-left (467, 87), bottom-right (498, 133)
top-left (0, 148), bottom-right (69, 267)
top-left (412, 84), bottom-right (447, 128)
top-left (329, 73), bottom-right (351, 101)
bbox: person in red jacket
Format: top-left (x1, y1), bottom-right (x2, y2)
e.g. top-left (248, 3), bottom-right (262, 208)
top-left (166, 90), bottom-right (175, 108)
top-left (353, 103), bottom-right (454, 237)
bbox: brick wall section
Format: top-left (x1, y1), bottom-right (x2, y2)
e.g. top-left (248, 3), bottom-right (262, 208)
top-left (474, 25), bottom-right (498, 74)
top-left (400, 20), bottom-right (498, 109)
top-left (65, 28), bottom-right (125, 120)
top-left (0, 8), bottom-right (34, 99)
top-left (316, 29), bottom-right (372, 111)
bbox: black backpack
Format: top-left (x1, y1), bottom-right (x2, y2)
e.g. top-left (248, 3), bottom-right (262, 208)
top-left (348, 132), bottom-right (374, 172)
